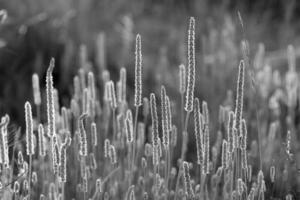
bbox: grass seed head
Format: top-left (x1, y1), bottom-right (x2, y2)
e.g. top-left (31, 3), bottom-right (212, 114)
top-left (134, 34), bottom-right (142, 107)
top-left (161, 86), bottom-right (169, 148)
top-left (25, 101), bottom-right (34, 155)
top-left (46, 58), bottom-right (56, 138)
top-left (32, 73), bottom-right (41, 106)
top-left (234, 60), bottom-right (245, 136)
top-left (125, 109), bottom-right (134, 143)
top-left (270, 166), bottom-right (275, 183)
top-left (179, 64), bottom-right (186, 94)
top-left (185, 17), bottom-right (196, 113)
top-left (91, 122), bottom-right (98, 146)
top-left (182, 161), bottom-right (195, 199)
top-left (120, 67), bottom-right (127, 103)
top-left (150, 93), bottom-right (159, 146)
top-left (194, 98), bottom-right (203, 165)
top-left (104, 139), bottom-right (110, 158)
top-left (109, 145), bottom-right (117, 164)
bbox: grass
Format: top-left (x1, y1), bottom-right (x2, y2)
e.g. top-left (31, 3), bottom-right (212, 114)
top-left (0, 14), bottom-right (299, 200)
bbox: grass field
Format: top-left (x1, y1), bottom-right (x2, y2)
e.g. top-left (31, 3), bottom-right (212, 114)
top-left (0, 1), bottom-right (300, 199)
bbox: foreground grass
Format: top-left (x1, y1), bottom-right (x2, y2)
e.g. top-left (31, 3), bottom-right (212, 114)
top-left (0, 17), bottom-right (298, 200)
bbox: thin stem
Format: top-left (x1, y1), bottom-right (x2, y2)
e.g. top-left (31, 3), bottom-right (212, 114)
top-left (174, 112), bottom-right (190, 200)
top-left (36, 105), bottom-right (41, 124)
top-left (229, 163), bottom-right (233, 200)
top-left (200, 174), bottom-right (207, 199)
top-left (130, 106), bottom-right (139, 184)
top-left (103, 166), bottom-right (121, 183)
top-left (62, 182), bottom-right (65, 200)
top-left (181, 112), bottom-right (190, 161)
top-left (154, 164), bottom-right (158, 200)
top-left (28, 154), bottom-right (32, 200)
top-left (164, 146), bottom-right (170, 194)
top-left (10, 129), bottom-right (19, 189)
top-left (180, 94), bottom-right (184, 133)
top-left (174, 165), bottom-right (182, 200)
top-left (112, 108), bottom-right (116, 142)
top-left (132, 106), bottom-right (139, 165)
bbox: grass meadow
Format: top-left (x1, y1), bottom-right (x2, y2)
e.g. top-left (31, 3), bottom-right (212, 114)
top-left (0, 1), bottom-right (300, 199)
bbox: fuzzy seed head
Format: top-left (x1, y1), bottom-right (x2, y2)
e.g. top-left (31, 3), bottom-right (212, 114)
top-left (91, 122), bottom-right (98, 146)
top-left (182, 161), bottom-right (195, 198)
top-left (53, 141), bottom-right (59, 175)
top-left (104, 81), bottom-right (110, 102)
top-left (179, 64), bottom-right (186, 94)
top-left (257, 170), bottom-right (264, 190)
top-left (270, 166), bottom-right (275, 183)
top-left (46, 58), bottom-right (56, 138)
top-left (25, 102), bottom-right (34, 155)
top-left (241, 119), bottom-right (247, 149)
top-left (141, 157), bottom-right (147, 169)
top-left (109, 145), bottom-right (117, 164)
top-left (134, 34), bottom-right (142, 107)
top-left (203, 124), bottom-right (210, 174)
top-left (59, 146), bottom-right (67, 182)
top-left (0, 10), bottom-right (7, 24)
top-left (32, 171), bottom-right (38, 184)
top-left (152, 144), bottom-right (159, 166)
top-left (82, 88), bottom-right (89, 114)
top-left (227, 111), bottom-right (235, 152)
top-left (13, 181), bottom-right (20, 193)
top-left (0, 115), bottom-right (9, 166)
top-left (78, 114), bottom-right (88, 157)
top-left (73, 76), bottom-right (81, 101)
top-left (17, 151), bottom-right (24, 166)
top-left (202, 101), bottom-right (209, 126)
top-left (104, 139), bottom-right (110, 158)
top-left (150, 93), bottom-right (159, 146)
top-left (166, 96), bottom-right (172, 132)
top-left (185, 17), bottom-right (196, 112)
top-left (161, 86), bottom-right (169, 148)
top-left (129, 187), bottom-right (136, 200)
top-left (221, 140), bottom-right (228, 169)
top-left (237, 178), bottom-right (244, 195)
top-left (32, 73), bottom-right (41, 105)
top-left (88, 72), bottom-right (96, 99)
top-left (70, 99), bottom-right (80, 118)
top-left (241, 148), bottom-right (248, 169)
top-left (96, 178), bottom-right (103, 193)
top-left (157, 138), bottom-right (162, 158)
top-left (194, 98), bottom-right (203, 165)
top-left (235, 60), bottom-right (245, 136)
top-left (108, 81), bottom-right (117, 109)
top-left (120, 67), bottom-right (127, 102)
top-left (125, 109), bottom-right (134, 143)
top-left (38, 124), bottom-right (46, 157)
top-left (144, 143), bottom-right (152, 157)
top-left (286, 130), bottom-right (291, 155)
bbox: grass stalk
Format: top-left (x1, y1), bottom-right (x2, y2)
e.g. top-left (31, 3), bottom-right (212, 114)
top-left (164, 146), bottom-right (170, 193)
top-left (28, 154), bottom-right (32, 200)
top-left (181, 112), bottom-right (190, 161)
top-left (130, 106), bottom-right (139, 184)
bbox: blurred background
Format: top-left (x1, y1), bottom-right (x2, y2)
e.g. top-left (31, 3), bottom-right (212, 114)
top-left (0, 0), bottom-right (299, 126)
top-left (1, 0), bottom-right (300, 197)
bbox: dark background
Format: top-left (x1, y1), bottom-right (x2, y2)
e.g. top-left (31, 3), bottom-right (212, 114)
top-left (0, 0), bottom-right (299, 126)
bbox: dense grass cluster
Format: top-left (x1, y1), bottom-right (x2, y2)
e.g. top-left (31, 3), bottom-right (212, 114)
top-left (0, 16), bottom-right (298, 200)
